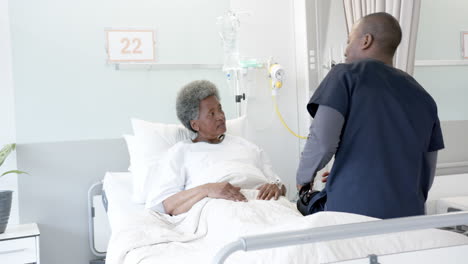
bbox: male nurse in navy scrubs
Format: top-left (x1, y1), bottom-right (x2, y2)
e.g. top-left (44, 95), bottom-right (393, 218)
top-left (296, 12), bottom-right (444, 219)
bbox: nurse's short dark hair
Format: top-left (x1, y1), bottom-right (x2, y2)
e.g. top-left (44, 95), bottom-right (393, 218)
top-left (360, 12), bottom-right (402, 56)
top-left (176, 80), bottom-right (220, 132)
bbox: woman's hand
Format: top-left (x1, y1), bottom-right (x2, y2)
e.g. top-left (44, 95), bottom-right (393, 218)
top-left (206, 182), bottom-right (247, 202)
top-left (256, 183), bottom-right (284, 200)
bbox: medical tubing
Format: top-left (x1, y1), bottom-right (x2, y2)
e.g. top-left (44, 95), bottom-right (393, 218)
top-left (272, 96), bottom-right (308, 139)
top-left (271, 93), bottom-right (308, 139)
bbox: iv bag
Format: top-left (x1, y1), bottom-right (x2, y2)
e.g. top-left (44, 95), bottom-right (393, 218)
top-left (217, 10), bottom-right (241, 71)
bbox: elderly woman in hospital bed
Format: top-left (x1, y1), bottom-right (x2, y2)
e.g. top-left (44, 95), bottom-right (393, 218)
top-left (145, 80), bottom-right (286, 215)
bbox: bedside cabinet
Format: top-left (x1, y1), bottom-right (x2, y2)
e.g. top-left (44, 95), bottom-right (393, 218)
top-left (0, 223), bottom-right (40, 264)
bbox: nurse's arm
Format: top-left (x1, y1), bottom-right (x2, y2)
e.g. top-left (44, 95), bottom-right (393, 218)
top-left (426, 151), bottom-right (438, 190)
top-left (296, 105), bottom-right (344, 190)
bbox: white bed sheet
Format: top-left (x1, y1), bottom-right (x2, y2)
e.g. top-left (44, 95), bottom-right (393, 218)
top-left (103, 172), bottom-right (146, 232)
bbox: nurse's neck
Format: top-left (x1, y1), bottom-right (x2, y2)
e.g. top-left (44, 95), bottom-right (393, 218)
top-left (379, 57), bottom-right (394, 67)
top-left (366, 53), bottom-right (394, 67)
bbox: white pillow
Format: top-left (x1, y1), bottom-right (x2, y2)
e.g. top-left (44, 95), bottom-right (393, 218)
top-left (123, 135), bottom-right (138, 172)
top-left (133, 115), bottom-right (246, 139)
top-left (226, 115), bottom-right (247, 138)
top-left (124, 133), bottom-right (174, 203)
top-left (124, 135), bottom-right (148, 203)
top-left (126, 115), bottom-right (247, 204)
top-left (132, 119), bottom-right (193, 145)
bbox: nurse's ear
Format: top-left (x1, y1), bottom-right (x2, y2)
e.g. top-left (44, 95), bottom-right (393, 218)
top-left (190, 120), bottom-right (199, 132)
top-left (361, 33), bottom-right (374, 50)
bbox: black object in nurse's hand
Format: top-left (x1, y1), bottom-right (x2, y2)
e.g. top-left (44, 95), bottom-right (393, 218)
top-left (296, 183), bottom-right (327, 216)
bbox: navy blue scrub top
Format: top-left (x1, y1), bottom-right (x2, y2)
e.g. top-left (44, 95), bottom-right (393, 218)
top-left (308, 59), bottom-right (444, 219)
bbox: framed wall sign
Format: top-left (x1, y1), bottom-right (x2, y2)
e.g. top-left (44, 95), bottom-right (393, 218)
top-left (462, 31), bottom-right (468, 59)
top-left (106, 29), bottom-right (155, 63)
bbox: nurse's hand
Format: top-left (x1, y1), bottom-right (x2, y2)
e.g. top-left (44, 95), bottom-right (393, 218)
top-left (257, 183), bottom-right (284, 200)
top-left (321, 171), bottom-right (330, 182)
top-left (296, 171), bottom-right (329, 191)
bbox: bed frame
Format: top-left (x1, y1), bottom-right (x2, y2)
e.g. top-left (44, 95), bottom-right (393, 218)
top-left (87, 180), bottom-right (468, 264)
top-left (212, 211), bottom-right (468, 264)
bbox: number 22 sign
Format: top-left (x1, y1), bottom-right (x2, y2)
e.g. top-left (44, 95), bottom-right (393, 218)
top-left (106, 29), bottom-right (155, 62)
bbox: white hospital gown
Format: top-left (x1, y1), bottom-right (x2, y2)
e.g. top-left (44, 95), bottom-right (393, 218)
top-left (145, 134), bottom-right (281, 213)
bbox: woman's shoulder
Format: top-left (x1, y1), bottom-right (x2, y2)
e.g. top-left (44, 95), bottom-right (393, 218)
top-left (167, 139), bottom-right (192, 153)
top-left (224, 134), bottom-right (260, 150)
top-left (224, 133), bottom-right (245, 143)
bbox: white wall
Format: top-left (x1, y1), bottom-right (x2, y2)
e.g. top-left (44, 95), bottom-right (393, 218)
top-left (414, 0), bottom-right (468, 121)
top-left (8, 0), bottom-right (232, 144)
top-left (0, 0), bottom-right (19, 226)
top-left (413, 1), bottom-right (468, 174)
top-left (6, 1), bottom-right (233, 263)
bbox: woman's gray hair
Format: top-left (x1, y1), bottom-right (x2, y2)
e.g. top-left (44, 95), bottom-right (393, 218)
top-left (176, 80), bottom-right (220, 132)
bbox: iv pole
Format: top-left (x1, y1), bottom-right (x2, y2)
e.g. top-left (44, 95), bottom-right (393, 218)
top-left (218, 10), bottom-right (245, 118)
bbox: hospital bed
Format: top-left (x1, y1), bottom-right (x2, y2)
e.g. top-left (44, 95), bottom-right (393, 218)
top-left (88, 171), bottom-right (468, 264)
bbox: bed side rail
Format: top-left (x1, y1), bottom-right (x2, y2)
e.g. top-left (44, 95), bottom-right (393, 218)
top-left (88, 181), bottom-right (106, 257)
top-left (213, 211), bottom-right (468, 264)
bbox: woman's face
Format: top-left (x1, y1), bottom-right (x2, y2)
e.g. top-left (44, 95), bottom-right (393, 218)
top-left (191, 95), bottom-right (226, 141)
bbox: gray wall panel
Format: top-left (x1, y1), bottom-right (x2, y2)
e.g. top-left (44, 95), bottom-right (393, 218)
top-left (17, 138), bottom-right (129, 264)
